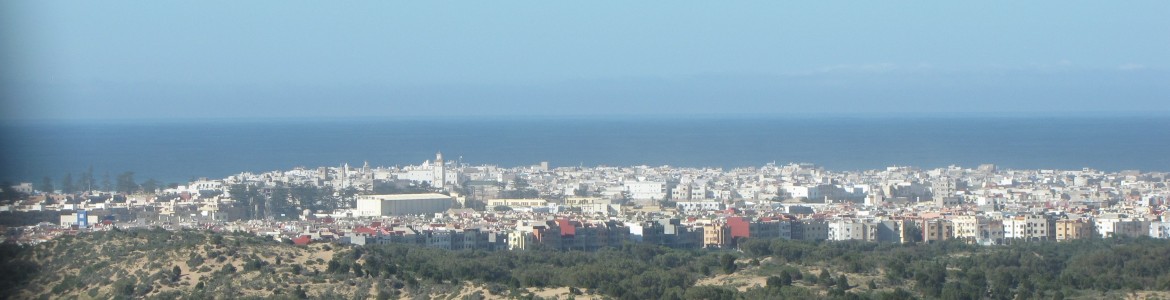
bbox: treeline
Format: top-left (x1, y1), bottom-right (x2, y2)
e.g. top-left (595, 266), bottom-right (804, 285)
top-left (738, 237), bottom-right (1170, 299)
top-left (0, 211), bottom-right (61, 227)
top-left (329, 237), bottom-right (1170, 300)
top-left (329, 243), bottom-right (707, 299)
top-left (44, 168), bottom-right (165, 195)
top-left (227, 184), bottom-right (354, 220)
top-left (328, 242), bottom-right (913, 300)
top-left (8, 228), bottom-right (1170, 299)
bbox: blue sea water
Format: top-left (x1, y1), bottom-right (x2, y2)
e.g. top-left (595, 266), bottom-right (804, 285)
top-left (2, 116), bottom-right (1168, 184)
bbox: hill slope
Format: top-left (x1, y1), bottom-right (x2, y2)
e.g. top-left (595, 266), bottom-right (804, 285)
top-left (6, 229), bottom-right (1170, 299)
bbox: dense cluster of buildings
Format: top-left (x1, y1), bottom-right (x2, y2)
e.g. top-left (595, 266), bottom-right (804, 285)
top-left (5, 153), bottom-right (1170, 251)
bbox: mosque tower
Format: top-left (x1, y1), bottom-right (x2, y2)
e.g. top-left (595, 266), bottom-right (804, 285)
top-left (433, 152), bottom-right (445, 189)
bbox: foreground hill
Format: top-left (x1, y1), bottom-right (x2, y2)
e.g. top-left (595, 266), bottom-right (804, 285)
top-left (4, 228), bottom-right (1170, 299)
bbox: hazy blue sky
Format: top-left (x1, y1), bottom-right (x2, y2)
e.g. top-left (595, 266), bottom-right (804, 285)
top-left (2, 1), bottom-right (1168, 121)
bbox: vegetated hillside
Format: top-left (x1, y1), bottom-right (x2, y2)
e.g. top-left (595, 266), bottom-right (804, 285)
top-left (4, 229), bottom-right (1170, 300)
top-left (2, 228), bottom-right (340, 300)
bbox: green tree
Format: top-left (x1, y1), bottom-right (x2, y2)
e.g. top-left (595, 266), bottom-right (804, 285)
top-left (62, 173), bottom-right (75, 194)
top-left (904, 222), bottom-right (924, 243)
top-left (140, 179), bottom-right (160, 194)
top-left (39, 176), bottom-right (54, 194)
top-left (779, 271), bottom-right (793, 286)
top-left (514, 177), bottom-right (530, 189)
top-left (720, 253), bottom-right (737, 274)
top-left (0, 182), bottom-right (21, 202)
top-left (574, 186), bottom-right (590, 197)
top-left (101, 171), bottom-right (111, 192)
top-left (171, 266), bottom-right (182, 282)
top-left (229, 184), bottom-right (263, 219)
top-left (684, 285), bottom-right (736, 300)
top-left (80, 166), bottom-right (94, 192)
top-left (268, 185), bottom-right (293, 219)
top-left (819, 269), bottom-right (834, 288)
top-left (767, 276), bottom-right (782, 288)
top-left (768, 272), bottom-right (792, 288)
top-left (115, 171), bottom-right (137, 194)
top-left (338, 186), bottom-right (358, 208)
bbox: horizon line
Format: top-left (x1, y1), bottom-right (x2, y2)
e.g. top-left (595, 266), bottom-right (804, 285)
top-left (5, 111), bottom-right (1170, 125)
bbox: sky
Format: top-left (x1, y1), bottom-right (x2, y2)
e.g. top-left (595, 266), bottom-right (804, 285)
top-left (1, 1), bottom-right (1168, 121)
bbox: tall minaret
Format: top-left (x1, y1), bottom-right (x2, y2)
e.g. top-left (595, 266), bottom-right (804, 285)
top-left (433, 151), bottom-right (446, 189)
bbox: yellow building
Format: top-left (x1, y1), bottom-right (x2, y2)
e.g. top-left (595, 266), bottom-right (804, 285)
top-left (703, 223), bottom-right (730, 248)
top-left (1055, 219), bottom-right (1094, 241)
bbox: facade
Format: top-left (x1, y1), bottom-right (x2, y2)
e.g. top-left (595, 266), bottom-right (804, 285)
top-left (921, 219), bottom-right (954, 243)
top-left (355, 193), bottom-right (454, 216)
top-left (951, 216), bottom-right (981, 243)
top-left (1055, 219), bottom-right (1095, 241)
top-left (658, 219), bottom-right (702, 248)
top-left (487, 199), bottom-right (548, 209)
top-left (874, 220), bottom-right (910, 243)
top-left (1096, 214), bottom-right (1151, 238)
top-left (628, 221), bottom-right (664, 244)
top-left (625, 181), bottom-right (667, 200)
top-left (1150, 222), bottom-right (1170, 239)
top-left (58, 211), bottom-right (100, 227)
top-left (1004, 215), bottom-right (1050, 242)
top-left (755, 219), bottom-right (792, 240)
top-left (676, 201), bottom-right (722, 212)
top-left (1113, 220), bottom-right (1151, 238)
top-left (671, 184), bottom-right (711, 200)
top-left (791, 220), bottom-right (828, 241)
top-left (951, 216), bottom-right (1004, 245)
top-left (703, 223), bottom-right (730, 248)
top-left (828, 220), bottom-right (872, 241)
top-left (508, 221), bottom-right (560, 250)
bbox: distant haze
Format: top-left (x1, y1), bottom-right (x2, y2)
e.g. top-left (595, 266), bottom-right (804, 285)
top-left (2, 1), bottom-right (1168, 121)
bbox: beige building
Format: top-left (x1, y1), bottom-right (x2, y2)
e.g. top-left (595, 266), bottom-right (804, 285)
top-left (951, 216), bottom-right (981, 243)
top-left (487, 198), bottom-right (548, 209)
top-left (922, 219), bottom-right (954, 243)
top-left (703, 223), bottom-right (729, 248)
top-left (1055, 219), bottom-right (1095, 241)
top-left (355, 193), bottom-right (454, 216)
top-left (564, 197), bottom-right (607, 205)
top-left (59, 211), bottom-right (100, 227)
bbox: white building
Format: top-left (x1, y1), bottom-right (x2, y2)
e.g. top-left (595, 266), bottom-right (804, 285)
top-left (784, 185), bottom-right (827, 200)
top-left (676, 201), bottom-right (722, 212)
top-left (355, 193), bottom-right (454, 217)
top-left (624, 181), bottom-right (666, 200)
top-left (486, 199), bottom-right (548, 209)
top-left (828, 220), bottom-right (871, 241)
top-left (1150, 222), bottom-right (1170, 239)
top-left (59, 211), bottom-right (100, 227)
top-left (1096, 214), bottom-right (1150, 238)
top-left (1003, 215), bottom-right (1049, 242)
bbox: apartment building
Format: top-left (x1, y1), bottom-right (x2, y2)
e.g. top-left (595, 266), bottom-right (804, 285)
top-left (1054, 219), bottom-right (1095, 241)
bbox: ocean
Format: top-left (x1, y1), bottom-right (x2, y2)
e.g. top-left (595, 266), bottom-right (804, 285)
top-left (2, 116), bottom-right (1168, 184)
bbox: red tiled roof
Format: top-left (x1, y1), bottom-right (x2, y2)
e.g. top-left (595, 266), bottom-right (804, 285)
top-left (557, 219), bottom-right (576, 236)
top-left (292, 235), bottom-right (311, 246)
top-left (354, 226), bottom-right (378, 235)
